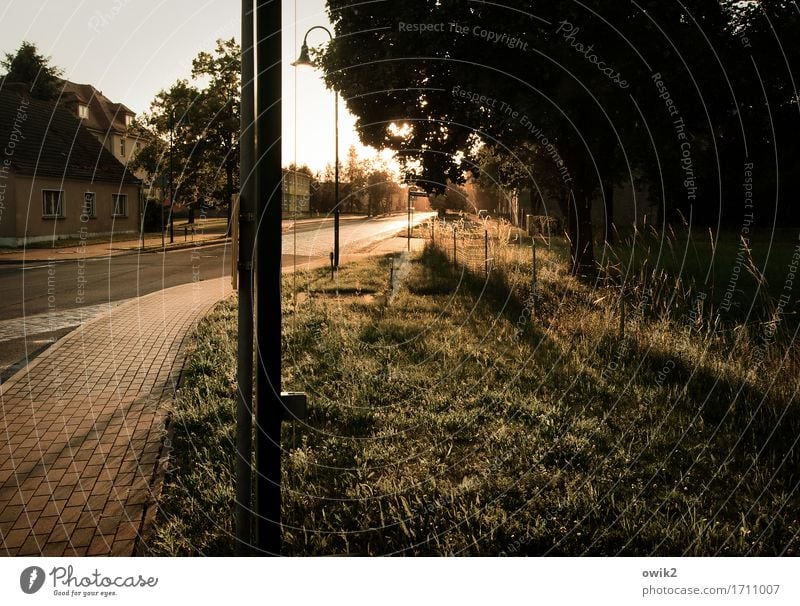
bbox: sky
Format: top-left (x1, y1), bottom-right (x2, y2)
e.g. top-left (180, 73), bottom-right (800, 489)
top-left (0, 0), bottom-right (375, 173)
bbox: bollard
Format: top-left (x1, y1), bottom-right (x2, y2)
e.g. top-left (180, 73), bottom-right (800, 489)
top-left (184, 226), bottom-right (187, 242)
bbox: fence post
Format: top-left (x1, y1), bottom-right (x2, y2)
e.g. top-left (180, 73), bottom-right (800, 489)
top-left (484, 229), bottom-right (489, 277)
top-left (453, 227), bottom-right (457, 271)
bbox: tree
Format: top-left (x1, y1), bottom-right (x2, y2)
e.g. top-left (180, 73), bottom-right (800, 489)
top-left (191, 38), bottom-right (241, 222)
top-left (727, 0), bottom-right (800, 226)
top-left (322, 1), bottom-right (738, 276)
top-left (132, 80), bottom-right (203, 212)
top-left (310, 165), bottom-right (336, 214)
top-left (342, 145), bottom-right (368, 212)
top-left (133, 39), bottom-right (241, 224)
top-left (2, 41), bottom-right (63, 100)
top-left (366, 168), bottom-right (402, 215)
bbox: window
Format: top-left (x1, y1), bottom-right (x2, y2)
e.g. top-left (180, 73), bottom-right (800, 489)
top-left (82, 192), bottom-right (96, 218)
top-left (119, 137), bottom-right (126, 157)
top-left (124, 114), bottom-right (133, 127)
top-left (42, 190), bottom-right (65, 218)
top-left (78, 104), bottom-right (88, 119)
top-left (112, 194), bottom-right (128, 217)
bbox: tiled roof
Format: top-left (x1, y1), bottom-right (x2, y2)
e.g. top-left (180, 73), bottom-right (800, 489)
top-left (58, 80), bottom-right (134, 138)
top-left (0, 89), bottom-right (140, 184)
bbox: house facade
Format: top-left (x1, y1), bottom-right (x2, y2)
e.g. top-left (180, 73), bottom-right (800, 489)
top-left (59, 81), bottom-right (148, 171)
top-left (282, 169), bottom-right (311, 214)
top-left (0, 90), bottom-right (140, 246)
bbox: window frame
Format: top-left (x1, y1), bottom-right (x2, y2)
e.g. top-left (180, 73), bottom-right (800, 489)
top-left (42, 189), bottom-right (65, 219)
top-left (78, 104), bottom-right (88, 119)
top-left (82, 191), bottom-right (96, 219)
top-left (112, 193), bottom-right (128, 218)
top-left (119, 137), bottom-right (126, 157)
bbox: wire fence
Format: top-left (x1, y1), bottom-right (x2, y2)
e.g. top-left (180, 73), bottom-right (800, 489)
top-left (424, 216), bottom-right (530, 278)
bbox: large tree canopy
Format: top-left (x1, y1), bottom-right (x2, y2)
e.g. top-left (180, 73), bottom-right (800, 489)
top-left (1, 41), bottom-right (63, 100)
top-left (321, 1), bottom-right (796, 275)
top-left (134, 39), bottom-right (240, 218)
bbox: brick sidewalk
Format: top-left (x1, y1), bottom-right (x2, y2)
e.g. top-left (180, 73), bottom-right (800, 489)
top-left (0, 277), bottom-right (230, 556)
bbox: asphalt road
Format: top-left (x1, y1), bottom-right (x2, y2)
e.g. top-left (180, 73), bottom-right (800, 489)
top-left (0, 212), bottom-right (433, 372)
top-left (0, 212), bottom-right (431, 322)
top-left (0, 243), bottom-right (233, 322)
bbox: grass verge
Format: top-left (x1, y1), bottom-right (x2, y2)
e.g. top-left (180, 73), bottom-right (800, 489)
top-left (145, 233), bottom-right (800, 556)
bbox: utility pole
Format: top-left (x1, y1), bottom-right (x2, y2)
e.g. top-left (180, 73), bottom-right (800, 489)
top-left (255, 0), bottom-right (283, 555)
top-left (334, 93), bottom-right (340, 267)
top-left (235, 0), bottom-right (256, 556)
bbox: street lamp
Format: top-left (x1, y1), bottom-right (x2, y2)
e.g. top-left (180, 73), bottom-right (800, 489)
top-left (293, 25), bottom-right (340, 267)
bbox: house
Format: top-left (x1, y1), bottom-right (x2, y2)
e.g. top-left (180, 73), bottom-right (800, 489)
top-left (0, 90), bottom-right (141, 246)
top-left (282, 169), bottom-right (311, 214)
top-left (58, 80), bottom-right (148, 169)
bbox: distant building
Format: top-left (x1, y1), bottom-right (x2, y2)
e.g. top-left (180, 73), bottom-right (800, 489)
top-left (282, 169), bottom-right (311, 214)
top-left (58, 81), bottom-right (148, 169)
top-left (0, 90), bottom-right (141, 246)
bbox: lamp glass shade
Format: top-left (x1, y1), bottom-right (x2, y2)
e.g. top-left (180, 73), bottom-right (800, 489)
top-left (292, 43), bottom-right (315, 67)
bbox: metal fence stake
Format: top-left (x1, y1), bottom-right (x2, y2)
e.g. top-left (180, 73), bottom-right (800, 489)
top-left (453, 227), bottom-right (457, 271)
top-left (484, 229), bottom-right (489, 277)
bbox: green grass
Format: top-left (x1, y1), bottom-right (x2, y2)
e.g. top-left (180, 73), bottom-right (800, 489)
top-left (603, 226), bottom-right (800, 330)
top-left (145, 228), bottom-right (800, 556)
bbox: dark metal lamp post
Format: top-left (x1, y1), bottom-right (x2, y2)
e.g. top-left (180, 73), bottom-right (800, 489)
top-left (293, 26), bottom-right (340, 267)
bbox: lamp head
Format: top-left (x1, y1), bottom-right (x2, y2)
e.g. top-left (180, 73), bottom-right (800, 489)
top-left (292, 42), bottom-right (317, 67)
top-left (292, 42), bottom-right (315, 67)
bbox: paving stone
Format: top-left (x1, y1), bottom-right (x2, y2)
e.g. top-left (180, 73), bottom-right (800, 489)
top-left (0, 278), bottom-right (229, 555)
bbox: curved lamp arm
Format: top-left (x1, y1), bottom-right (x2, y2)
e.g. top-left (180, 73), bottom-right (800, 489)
top-left (292, 25), bottom-right (333, 66)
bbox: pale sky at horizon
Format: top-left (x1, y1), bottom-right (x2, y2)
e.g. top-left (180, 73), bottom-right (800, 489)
top-left (0, 0), bottom-right (375, 173)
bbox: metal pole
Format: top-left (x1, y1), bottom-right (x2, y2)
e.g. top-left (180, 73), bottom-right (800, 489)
top-left (484, 229), bottom-right (489, 277)
top-left (169, 110), bottom-right (174, 244)
top-left (407, 190), bottom-right (411, 252)
top-left (532, 237), bottom-right (537, 319)
top-left (235, 0), bottom-right (255, 556)
top-left (453, 227), bottom-right (457, 270)
top-left (255, 0), bottom-right (282, 555)
top-left (334, 91), bottom-right (340, 268)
